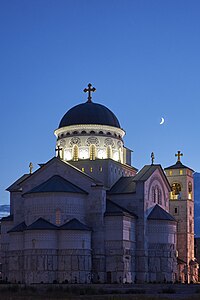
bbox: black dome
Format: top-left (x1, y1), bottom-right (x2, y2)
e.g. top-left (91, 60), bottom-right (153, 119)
top-left (59, 102), bottom-right (121, 128)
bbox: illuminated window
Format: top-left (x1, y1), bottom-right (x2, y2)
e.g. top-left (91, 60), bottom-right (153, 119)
top-left (171, 182), bottom-right (181, 200)
top-left (73, 145), bottom-right (79, 161)
top-left (90, 145), bottom-right (96, 160)
top-left (81, 167), bottom-right (85, 172)
top-left (56, 209), bottom-right (61, 225)
top-left (188, 182), bottom-right (192, 199)
top-left (90, 167), bottom-right (93, 172)
top-left (169, 170), bottom-right (173, 176)
top-left (99, 166), bottom-right (103, 172)
top-left (179, 170), bottom-right (183, 175)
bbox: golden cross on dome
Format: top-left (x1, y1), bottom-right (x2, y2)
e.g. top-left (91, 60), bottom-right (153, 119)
top-left (151, 152), bottom-right (155, 165)
top-left (55, 145), bottom-right (62, 159)
top-left (84, 83), bottom-right (96, 103)
top-left (175, 150), bottom-right (183, 162)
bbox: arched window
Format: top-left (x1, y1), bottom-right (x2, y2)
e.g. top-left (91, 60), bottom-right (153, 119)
top-left (90, 145), bottom-right (96, 160)
top-left (107, 146), bottom-right (112, 159)
top-left (171, 182), bottom-right (181, 200)
top-left (152, 185), bottom-right (162, 204)
top-left (73, 145), bottom-right (79, 161)
top-left (188, 182), bottom-right (192, 199)
top-left (56, 209), bottom-right (61, 225)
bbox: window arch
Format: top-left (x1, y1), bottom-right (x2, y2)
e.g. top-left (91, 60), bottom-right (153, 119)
top-left (90, 144), bottom-right (96, 160)
top-left (73, 145), bottom-right (79, 161)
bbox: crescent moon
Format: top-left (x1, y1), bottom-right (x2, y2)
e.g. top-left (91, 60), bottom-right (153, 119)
top-left (160, 117), bottom-right (165, 125)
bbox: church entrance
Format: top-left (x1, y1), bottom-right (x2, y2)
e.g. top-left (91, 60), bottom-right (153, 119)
top-left (106, 271), bottom-right (112, 283)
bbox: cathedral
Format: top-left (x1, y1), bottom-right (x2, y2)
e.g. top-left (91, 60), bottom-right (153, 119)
top-left (0, 84), bottom-right (198, 284)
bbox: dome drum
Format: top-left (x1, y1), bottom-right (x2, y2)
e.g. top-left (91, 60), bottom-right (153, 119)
top-left (55, 124), bottom-right (125, 163)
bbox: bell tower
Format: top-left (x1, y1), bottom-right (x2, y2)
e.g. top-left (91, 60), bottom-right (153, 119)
top-left (165, 151), bottom-right (198, 283)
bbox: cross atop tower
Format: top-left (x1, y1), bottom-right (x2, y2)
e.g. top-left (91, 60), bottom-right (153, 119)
top-left (175, 150), bottom-right (183, 163)
top-left (151, 152), bottom-right (155, 165)
top-left (84, 83), bottom-right (96, 103)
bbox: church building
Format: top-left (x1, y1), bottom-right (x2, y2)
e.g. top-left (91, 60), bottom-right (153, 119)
top-left (0, 84), bottom-right (198, 284)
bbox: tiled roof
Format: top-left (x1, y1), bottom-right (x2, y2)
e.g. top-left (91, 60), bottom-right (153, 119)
top-left (147, 204), bottom-right (176, 222)
top-left (105, 199), bottom-right (137, 218)
top-left (8, 221), bottom-right (27, 233)
top-left (108, 177), bottom-right (136, 194)
top-left (165, 161), bottom-right (194, 172)
top-left (26, 218), bottom-right (58, 230)
top-left (24, 175), bottom-right (88, 195)
top-left (1, 215), bottom-right (13, 222)
top-left (59, 218), bottom-right (91, 231)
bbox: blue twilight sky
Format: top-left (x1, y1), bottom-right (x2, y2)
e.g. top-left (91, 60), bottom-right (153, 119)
top-left (0, 0), bottom-right (200, 204)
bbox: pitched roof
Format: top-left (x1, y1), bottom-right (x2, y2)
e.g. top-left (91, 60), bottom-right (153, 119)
top-left (133, 165), bottom-right (161, 182)
top-left (24, 175), bottom-right (88, 195)
top-left (165, 161), bottom-right (194, 172)
top-left (59, 218), bottom-right (91, 231)
top-left (133, 164), bottom-right (171, 190)
top-left (8, 221), bottom-right (27, 233)
top-left (0, 215), bottom-right (13, 222)
top-left (105, 199), bottom-right (138, 218)
top-left (6, 174), bottom-right (31, 192)
top-left (26, 218), bottom-right (58, 230)
top-left (147, 204), bottom-right (176, 222)
top-left (108, 177), bottom-right (136, 194)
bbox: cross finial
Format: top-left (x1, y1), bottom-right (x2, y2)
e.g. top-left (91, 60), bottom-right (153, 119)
top-left (151, 152), bottom-right (155, 165)
top-left (175, 150), bottom-right (183, 163)
top-left (55, 145), bottom-right (62, 159)
top-left (83, 83), bottom-right (96, 103)
top-left (29, 162), bottom-right (33, 174)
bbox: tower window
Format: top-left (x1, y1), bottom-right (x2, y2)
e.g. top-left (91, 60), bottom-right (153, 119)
top-left (81, 130), bottom-right (86, 134)
top-left (179, 170), bottom-right (183, 175)
top-left (107, 132), bottom-right (111, 135)
top-left (99, 131), bottom-right (103, 134)
top-left (90, 167), bottom-right (93, 172)
top-left (174, 207), bottom-right (178, 214)
top-left (99, 166), bottom-right (103, 172)
top-left (169, 170), bottom-right (173, 176)
top-left (171, 183), bottom-right (181, 200)
top-left (90, 131), bottom-right (95, 134)
top-left (188, 182), bottom-right (192, 199)
top-left (82, 167), bottom-right (85, 172)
